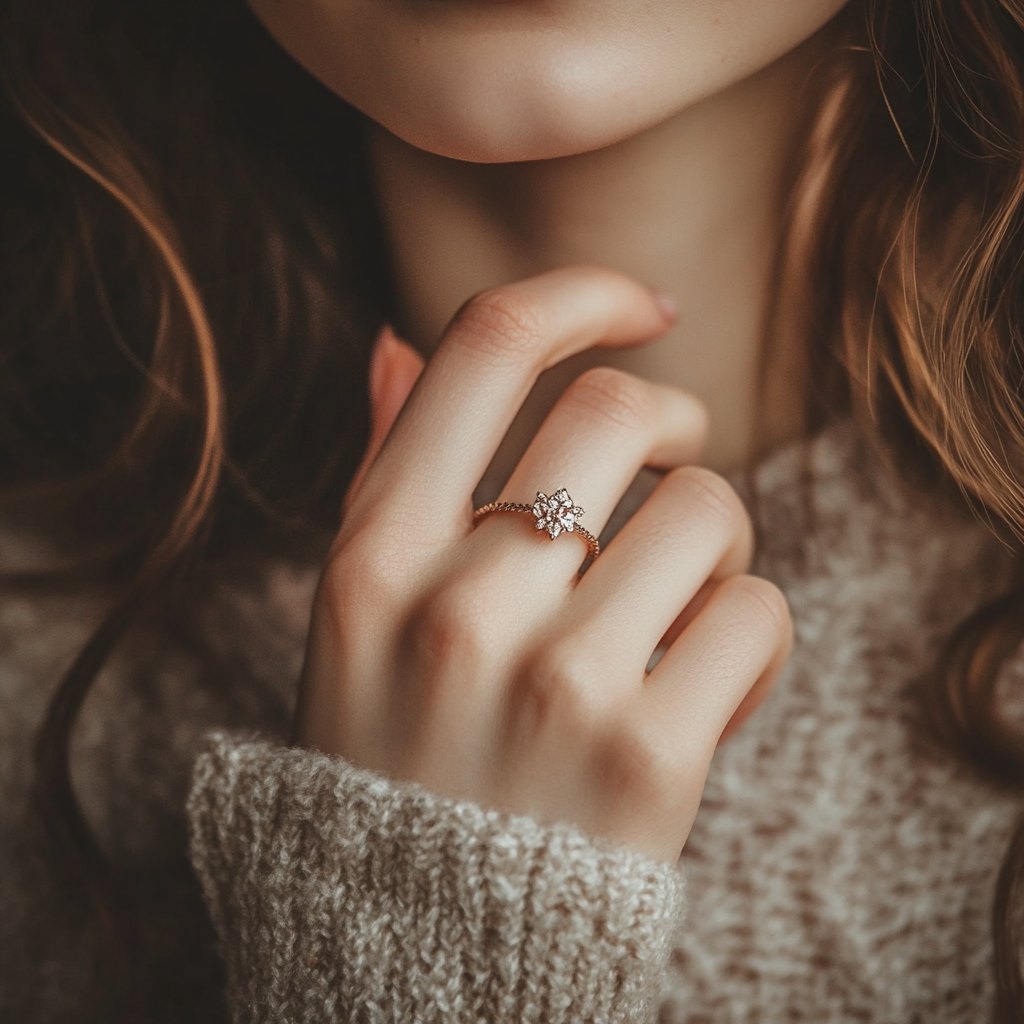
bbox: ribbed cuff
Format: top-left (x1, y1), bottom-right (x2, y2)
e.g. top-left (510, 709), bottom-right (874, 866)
top-left (187, 734), bottom-right (685, 1024)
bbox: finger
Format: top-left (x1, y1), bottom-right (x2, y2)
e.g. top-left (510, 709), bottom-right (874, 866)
top-left (345, 327), bottom-right (425, 511)
top-left (348, 267), bottom-right (675, 534)
top-left (482, 368), bottom-right (706, 561)
top-left (640, 573), bottom-right (792, 754)
top-left (566, 466), bottom-right (754, 677)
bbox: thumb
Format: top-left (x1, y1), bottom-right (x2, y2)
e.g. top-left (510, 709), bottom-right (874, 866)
top-left (346, 326), bottom-right (425, 509)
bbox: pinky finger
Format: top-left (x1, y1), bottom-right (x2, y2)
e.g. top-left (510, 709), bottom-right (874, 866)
top-left (640, 574), bottom-right (792, 757)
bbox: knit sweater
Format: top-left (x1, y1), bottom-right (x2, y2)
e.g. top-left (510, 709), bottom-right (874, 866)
top-left (1, 423), bottom-right (1021, 1023)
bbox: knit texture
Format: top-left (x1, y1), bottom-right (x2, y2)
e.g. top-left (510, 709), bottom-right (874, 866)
top-left (665, 426), bottom-right (1024, 1022)
top-left (188, 735), bottom-right (685, 1024)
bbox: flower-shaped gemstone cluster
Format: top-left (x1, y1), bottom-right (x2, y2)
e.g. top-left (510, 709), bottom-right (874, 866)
top-left (532, 489), bottom-right (585, 540)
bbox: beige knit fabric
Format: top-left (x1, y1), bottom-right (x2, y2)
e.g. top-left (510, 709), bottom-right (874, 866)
top-left (1, 421), bottom-right (1023, 1023)
top-left (188, 736), bottom-right (685, 1023)
top-left (666, 427), bottom-right (1024, 1022)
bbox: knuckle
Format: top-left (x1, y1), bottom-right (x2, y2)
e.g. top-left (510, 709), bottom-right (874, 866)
top-left (566, 366), bottom-right (655, 433)
top-left (719, 574), bottom-right (792, 642)
top-left (596, 722), bottom-right (681, 805)
top-left (513, 645), bottom-right (609, 734)
top-left (407, 580), bottom-right (494, 679)
top-left (320, 536), bottom-right (405, 638)
top-left (666, 465), bottom-right (749, 536)
top-left (452, 286), bottom-right (547, 363)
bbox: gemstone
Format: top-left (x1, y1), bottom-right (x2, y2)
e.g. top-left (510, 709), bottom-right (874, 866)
top-left (532, 489), bottom-right (586, 541)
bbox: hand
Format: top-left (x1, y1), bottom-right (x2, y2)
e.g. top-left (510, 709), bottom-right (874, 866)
top-left (296, 266), bottom-right (792, 863)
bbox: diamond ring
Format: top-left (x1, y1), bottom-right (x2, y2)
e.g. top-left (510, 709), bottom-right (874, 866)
top-left (472, 488), bottom-right (600, 560)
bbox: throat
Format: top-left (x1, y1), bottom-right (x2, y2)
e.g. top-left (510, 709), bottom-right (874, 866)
top-left (369, 40), bottom-right (817, 482)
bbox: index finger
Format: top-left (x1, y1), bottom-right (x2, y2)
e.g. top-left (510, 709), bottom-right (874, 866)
top-left (349, 266), bottom-right (675, 538)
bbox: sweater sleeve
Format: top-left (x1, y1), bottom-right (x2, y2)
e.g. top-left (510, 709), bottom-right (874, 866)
top-left (186, 733), bottom-right (686, 1024)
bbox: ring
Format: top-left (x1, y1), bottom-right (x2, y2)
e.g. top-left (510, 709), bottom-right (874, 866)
top-left (473, 488), bottom-right (600, 560)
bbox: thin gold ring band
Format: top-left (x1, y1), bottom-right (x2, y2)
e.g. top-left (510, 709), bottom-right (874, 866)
top-left (473, 488), bottom-right (600, 560)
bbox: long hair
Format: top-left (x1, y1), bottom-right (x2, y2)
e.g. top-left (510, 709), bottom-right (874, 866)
top-left (1, 0), bottom-right (1023, 1019)
top-left (1, 0), bottom-right (391, 1018)
top-left (799, 3), bottom-right (1024, 1018)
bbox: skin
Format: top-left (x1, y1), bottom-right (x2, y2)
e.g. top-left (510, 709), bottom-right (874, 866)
top-left (249, 0), bottom-right (846, 861)
top-left (252, 0), bottom-right (846, 471)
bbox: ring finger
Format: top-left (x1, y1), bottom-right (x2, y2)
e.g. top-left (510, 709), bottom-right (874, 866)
top-left (473, 367), bottom-right (707, 575)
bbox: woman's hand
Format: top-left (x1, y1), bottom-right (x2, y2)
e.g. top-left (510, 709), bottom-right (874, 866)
top-left (295, 266), bottom-right (791, 863)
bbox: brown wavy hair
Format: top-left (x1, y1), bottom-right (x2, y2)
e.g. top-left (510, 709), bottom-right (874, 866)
top-left (798, 2), bottom-right (1024, 1018)
top-left (1, 0), bottom-right (392, 1018)
top-left (1, 0), bottom-right (1023, 1019)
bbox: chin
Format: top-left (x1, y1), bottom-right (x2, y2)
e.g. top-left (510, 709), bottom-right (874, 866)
top-left (363, 78), bottom-right (676, 165)
top-left (339, 39), bottom-right (734, 165)
top-left (248, 0), bottom-right (848, 166)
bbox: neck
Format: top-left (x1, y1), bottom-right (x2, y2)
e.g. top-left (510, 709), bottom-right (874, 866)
top-left (369, 38), bottom-right (821, 481)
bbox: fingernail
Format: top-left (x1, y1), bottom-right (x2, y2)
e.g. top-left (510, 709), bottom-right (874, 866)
top-left (653, 291), bottom-right (678, 322)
